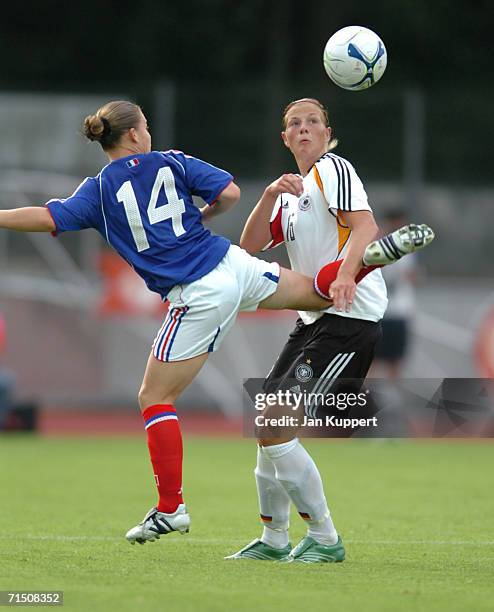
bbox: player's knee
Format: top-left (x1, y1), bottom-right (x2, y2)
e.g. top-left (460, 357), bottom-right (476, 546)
top-left (137, 385), bottom-right (150, 412)
top-left (138, 384), bottom-right (175, 412)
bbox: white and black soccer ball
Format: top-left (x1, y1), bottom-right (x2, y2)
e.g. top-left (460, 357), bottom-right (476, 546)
top-left (323, 26), bottom-right (387, 91)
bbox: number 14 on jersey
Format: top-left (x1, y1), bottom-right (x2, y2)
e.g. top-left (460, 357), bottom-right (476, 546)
top-left (116, 166), bottom-right (186, 252)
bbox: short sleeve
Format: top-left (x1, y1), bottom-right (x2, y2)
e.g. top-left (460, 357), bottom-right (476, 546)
top-left (315, 155), bottom-right (371, 213)
top-left (182, 154), bottom-right (233, 205)
top-left (262, 197), bottom-right (285, 251)
top-left (46, 177), bottom-right (102, 235)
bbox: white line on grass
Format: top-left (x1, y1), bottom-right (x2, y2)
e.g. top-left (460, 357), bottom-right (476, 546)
top-left (1, 536), bottom-right (493, 545)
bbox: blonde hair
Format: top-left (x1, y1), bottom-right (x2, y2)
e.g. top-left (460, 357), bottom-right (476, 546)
top-left (282, 97), bottom-right (338, 151)
top-left (83, 100), bottom-right (142, 151)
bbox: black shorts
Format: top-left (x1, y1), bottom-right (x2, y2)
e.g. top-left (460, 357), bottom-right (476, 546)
top-left (263, 313), bottom-right (382, 416)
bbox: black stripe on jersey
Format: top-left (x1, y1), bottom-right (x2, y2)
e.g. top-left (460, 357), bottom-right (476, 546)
top-left (337, 157), bottom-right (349, 211)
top-left (343, 158), bottom-right (352, 211)
top-left (337, 156), bottom-right (349, 211)
top-left (327, 157), bottom-right (342, 209)
top-left (339, 155), bottom-right (352, 211)
top-left (326, 154), bottom-right (352, 212)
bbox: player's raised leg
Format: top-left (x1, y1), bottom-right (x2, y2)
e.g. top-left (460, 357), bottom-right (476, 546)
top-left (125, 351), bottom-right (208, 545)
top-left (363, 223), bottom-right (435, 266)
top-left (314, 223), bottom-right (435, 299)
top-left (259, 268), bottom-right (329, 311)
top-left (260, 223), bottom-right (435, 311)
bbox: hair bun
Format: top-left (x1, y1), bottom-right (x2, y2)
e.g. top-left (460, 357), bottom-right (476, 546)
top-left (82, 100), bottom-right (141, 150)
top-left (83, 114), bottom-right (106, 142)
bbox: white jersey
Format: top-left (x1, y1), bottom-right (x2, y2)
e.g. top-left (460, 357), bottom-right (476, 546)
top-left (264, 152), bottom-right (388, 325)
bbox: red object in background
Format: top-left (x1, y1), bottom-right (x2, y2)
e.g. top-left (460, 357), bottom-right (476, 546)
top-left (0, 314), bottom-right (6, 353)
top-left (475, 307), bottom-right (494, 378)
top-left (98, 252), bottom-right (167, 318)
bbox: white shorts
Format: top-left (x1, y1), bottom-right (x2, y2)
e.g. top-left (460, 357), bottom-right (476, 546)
top-left (152, 245), bottom-right (280, 362)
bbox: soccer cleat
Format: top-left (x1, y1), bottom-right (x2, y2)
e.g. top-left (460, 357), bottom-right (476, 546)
top-left (125, 504), bottom-right (190, 545)
top-left (280, 536), bottom-right (345, 563)
top-left (363, 223), bottom-right (435, 266)
top-left (224, 538), bottom-right (292, 561)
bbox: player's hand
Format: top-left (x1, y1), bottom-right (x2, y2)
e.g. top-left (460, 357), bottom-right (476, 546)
top-left (328, 272), bottom-right (357, 312)
top-left (265, 174), bottom-right (304, 198)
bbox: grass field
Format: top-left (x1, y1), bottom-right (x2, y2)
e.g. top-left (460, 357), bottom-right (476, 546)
top-left (1, 435), bottom-right (493, 612)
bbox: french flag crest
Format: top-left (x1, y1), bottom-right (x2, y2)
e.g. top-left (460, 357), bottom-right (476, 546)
top-left (126, 158), bottom-right (140, 168)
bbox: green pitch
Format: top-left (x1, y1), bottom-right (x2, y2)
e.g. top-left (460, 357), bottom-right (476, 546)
top-left (1, 436), bottom-right (493, 612)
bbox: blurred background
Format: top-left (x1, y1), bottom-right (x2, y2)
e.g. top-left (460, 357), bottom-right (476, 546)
top-left (0, 0), bottom-right (492, 430)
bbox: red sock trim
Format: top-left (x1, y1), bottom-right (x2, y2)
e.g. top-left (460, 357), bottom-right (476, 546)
top-left (143, 403), bottom-right (176, 421)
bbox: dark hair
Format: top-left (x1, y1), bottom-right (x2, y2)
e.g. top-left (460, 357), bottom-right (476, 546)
top-left (83, 100), bottom-right (142, 151)
top-left (282, 97), bottom-right (338, 151)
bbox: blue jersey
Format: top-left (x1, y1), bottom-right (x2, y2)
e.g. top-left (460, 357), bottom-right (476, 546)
top-left (46, 150), bottom-right (233, 298)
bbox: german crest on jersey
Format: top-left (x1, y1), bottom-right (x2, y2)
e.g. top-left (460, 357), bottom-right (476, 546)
top-left (295, 362), bottom-right (313, 382)
top-left (298, 195), bottom-right (311, 211)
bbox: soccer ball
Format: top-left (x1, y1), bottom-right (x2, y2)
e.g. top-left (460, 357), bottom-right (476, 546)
top-left (323, 26), bottom-right (387, 91)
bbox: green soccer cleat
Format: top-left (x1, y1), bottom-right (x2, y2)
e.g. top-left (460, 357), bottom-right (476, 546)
top-left (225, 538), bottom-right (292, 561)
top-left (363, 223), bottom-right (435, 266)
top-left (281, 536), bottom-right (345, 563)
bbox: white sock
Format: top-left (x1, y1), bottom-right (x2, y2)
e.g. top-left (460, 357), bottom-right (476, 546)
top-left (306, 515), bottom-right (339, 547)
top-left (262, 438), bottom-right (338, 546)
top-left (254, 445), bottom-right (290, 549)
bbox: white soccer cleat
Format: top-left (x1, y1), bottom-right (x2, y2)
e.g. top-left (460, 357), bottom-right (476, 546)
top-left (363, 223), bottom-right (435, 266)
top-left (125, 504), bottom-right (190, 545)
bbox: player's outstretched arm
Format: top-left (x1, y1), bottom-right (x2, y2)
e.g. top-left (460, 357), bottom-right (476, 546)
top-left (240, 173), bottom-right (303, 254)
top-left (200, 181), bottom-right (241, 221)
top-left (0, 207), bottom-right (56, 233)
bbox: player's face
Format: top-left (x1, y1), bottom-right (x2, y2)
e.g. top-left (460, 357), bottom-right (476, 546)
top-left (282, 103), bottom-right (331, 162)
top-left (134, 112), bottom-right (152, 153)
